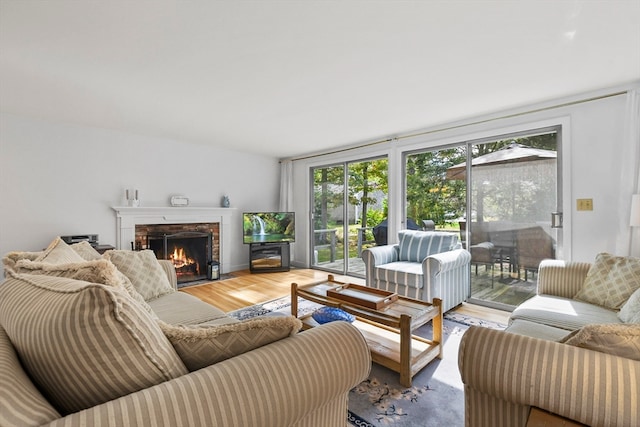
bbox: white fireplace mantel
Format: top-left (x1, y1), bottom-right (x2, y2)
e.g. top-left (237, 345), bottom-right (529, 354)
top-left (112, 206), bottom-right (235, 273)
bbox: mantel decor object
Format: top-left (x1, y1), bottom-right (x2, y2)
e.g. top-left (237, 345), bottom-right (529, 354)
top-left (125, 189), bottom-right (140, 207)
top-left (170, 195), bottom-right (190, 207)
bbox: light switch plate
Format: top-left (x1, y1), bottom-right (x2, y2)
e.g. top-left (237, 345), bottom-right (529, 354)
top-left (576, 198), bottom-right (593, 211)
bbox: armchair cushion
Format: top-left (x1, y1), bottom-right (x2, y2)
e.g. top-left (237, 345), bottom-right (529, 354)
top-left (398, 230), bottom-right (459, 262)
top-left (0, 271), bottom-right (187, 415)
top-left (373, 261), bottom-right (424, 288)
top-left (105, 250), bottom-right (175, 301)
top-left (574, 252), bottom-right (640, 309)
top-left (159, 316), bottom-right (303, 371)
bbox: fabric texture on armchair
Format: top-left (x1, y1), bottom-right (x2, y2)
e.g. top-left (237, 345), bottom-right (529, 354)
top-left (361, 230), bottom-right (471, 312)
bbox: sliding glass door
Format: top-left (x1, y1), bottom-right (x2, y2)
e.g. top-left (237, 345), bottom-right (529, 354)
top-left (403, 128), bottom-right (561, 310)
top-left (311, 157), bottom-right (388, 277)
top-left (465, 129), bottom-right (561, 310)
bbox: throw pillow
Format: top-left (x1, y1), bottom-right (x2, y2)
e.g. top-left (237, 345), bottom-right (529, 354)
top-left (560, 323), bottom-right (640, 361)
top-left (0, 271), bottom-right (188, 415)
top-left (104, 250), bottom-right (175, 301)
top-left (574, 253), bottom-right (640, 310)
top-left (35, 237), bottom-right (85, 264)
top-left (619, 287), bottom-right (640, 323)
top-left (70, 241), bottom-right (102, 261)
top-left (159, 316), bottom-right (303, 371)
top-left (2, 250), bottom-right (41, 273)
top-left (12, 258), bottom-right (156, 317)
top-left (397, 230), bottom-right (459, 262)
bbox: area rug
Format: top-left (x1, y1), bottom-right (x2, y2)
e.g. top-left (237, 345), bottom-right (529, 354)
top-left (228, 296), bottom-right (507, 427)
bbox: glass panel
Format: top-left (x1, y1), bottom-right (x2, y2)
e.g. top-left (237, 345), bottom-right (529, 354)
top-left (405, 146), bottom-right (467, 234)
top-left (468, 133), bottom-right (558, 310)
top-left (347, 158), bottom-right (388, 276)
top-left (311, 165), bottom-right (345, 271)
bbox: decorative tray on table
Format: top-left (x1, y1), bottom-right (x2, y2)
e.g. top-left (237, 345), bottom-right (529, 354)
top-left (326, 283), bottom-right (398, 310)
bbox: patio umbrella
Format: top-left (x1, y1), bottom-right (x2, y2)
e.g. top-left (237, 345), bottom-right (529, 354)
top-left (446, 142), bottom-right (557, 223)
top-left (445, 142), bottom-right (557, 180)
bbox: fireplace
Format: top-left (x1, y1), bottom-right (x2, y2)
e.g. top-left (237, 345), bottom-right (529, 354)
top-left (147, 231), bottom-right (212, 283)
top-left (112, 206), bottom-right (234, 275)
top-left (135, 222), bottom-right (219, 284)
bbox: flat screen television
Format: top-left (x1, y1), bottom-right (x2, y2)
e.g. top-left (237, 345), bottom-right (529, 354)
top-left (243, 212), bottom-right (295, 244)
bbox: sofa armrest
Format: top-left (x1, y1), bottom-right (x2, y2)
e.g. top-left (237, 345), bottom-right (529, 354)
top-left (44, 322), bottom-right (371, 427)
top-left (459, 326), bottom-right (639, 427)
top-left (423, 248), bottom-right (471, 274)
top-left (157, 259), bottom-right (178, 290)
top-left (537, 260), bottom-right (591, 298)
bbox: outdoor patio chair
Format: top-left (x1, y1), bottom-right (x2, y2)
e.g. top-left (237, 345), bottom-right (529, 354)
top-left (515, 226), bottom-right (555, 280)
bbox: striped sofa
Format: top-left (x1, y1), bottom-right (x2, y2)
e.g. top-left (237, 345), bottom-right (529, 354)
top-left (361, 230), bottom-right (471, 312)
top-left (459, 257), bottom-right (640, 427)
top-left (1, 240), bottom-right (371, 427)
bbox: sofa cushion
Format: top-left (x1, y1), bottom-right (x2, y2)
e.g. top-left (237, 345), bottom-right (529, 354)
top-left (158, 316), bottom-right (302, 371)
top-left (561, 324), bottom-right (640, 361)
top-left (374, 261), bottom-right (424, 288)
top-left (510, 294), bottom-right (621, 331)
top-left (104, 250), bottom-right (175, 300)
top-left (619, 287), bottom-right (640, 323)
top-left (574, 252), bottom-right (640, 310)
top-left (0, 272), bottom-right (188, 415)
top-left (147, 291), bottom-right (238, 325)
top-left (0, 326), bottom-right (60, 426)
top-left (70, 240), bottom-right (103, 260)
top-left (397, 230), bottom-right (458, 262)
top-left (11, 257), bottom-right (156, 317)
top-left (35, 237), bottom-right (85, 264)
top-left (504, 319), bottom-right (573, 342)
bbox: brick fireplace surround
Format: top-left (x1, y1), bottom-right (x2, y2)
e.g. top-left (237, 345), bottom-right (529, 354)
top-left (112, 206), bottom-right (235, 274)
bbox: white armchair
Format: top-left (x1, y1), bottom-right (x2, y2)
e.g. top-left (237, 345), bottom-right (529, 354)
top-left (361, 230), bottom-right (471, 312)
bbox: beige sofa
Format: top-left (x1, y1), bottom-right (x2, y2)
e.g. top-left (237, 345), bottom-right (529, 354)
top-left (459, 256), bottom-right (640, 427)
top-left (0, 239), bottom-right (371, 427)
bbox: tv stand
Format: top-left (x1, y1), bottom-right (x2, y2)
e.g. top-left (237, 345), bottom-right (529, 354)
top-left (249, 242), bottom-right (290, 273)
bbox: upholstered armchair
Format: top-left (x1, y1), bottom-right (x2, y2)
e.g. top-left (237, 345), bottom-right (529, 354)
top-left (361, 230), bottom-right (471, 312)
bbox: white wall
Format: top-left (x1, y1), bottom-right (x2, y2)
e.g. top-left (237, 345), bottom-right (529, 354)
top-left (0, 113), bottom-right (281, 276)
top-left (289, 88), bottom-right (639, 266)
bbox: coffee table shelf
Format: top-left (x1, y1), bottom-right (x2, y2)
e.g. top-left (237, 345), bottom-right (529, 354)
top-left (292, 275), bottom-right (442, 387)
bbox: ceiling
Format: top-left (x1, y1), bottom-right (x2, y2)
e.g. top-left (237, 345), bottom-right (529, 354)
top-left (1, 1), bottom-right (639, 159)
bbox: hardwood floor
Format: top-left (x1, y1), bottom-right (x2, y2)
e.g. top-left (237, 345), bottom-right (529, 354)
top-left (180, 268), bottom-right (510, 324)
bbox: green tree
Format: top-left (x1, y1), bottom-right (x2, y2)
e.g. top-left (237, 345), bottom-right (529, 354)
top-left (313, 165), bottom-right (343, 243)
top-left (348, 159), bottom-right (388, 228)
top-left (406, 147), bottom-right (466, 226)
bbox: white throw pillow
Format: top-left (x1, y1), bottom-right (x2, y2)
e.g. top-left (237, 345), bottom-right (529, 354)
top-left (619, 287), bottom-right (640, 323)
top-left (104, 250), bottom-right (175, 301)
top-left (35, 237), bottom-right (85, 264)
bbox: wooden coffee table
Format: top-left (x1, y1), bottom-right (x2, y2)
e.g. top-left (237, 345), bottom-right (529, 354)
top-left (292, 275), bottom-right (442, 387)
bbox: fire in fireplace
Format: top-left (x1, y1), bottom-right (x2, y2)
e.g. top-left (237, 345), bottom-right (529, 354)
top-left (147, 231), bottom-right (212, 284)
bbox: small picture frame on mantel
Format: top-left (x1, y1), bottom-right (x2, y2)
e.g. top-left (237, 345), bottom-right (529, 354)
top-left (170, 195), bottom-right (190, 207)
